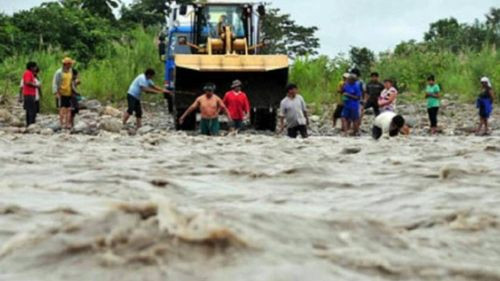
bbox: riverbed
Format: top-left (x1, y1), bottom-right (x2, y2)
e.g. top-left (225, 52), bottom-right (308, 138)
top-left (0, 132), bottom-right (499, 281)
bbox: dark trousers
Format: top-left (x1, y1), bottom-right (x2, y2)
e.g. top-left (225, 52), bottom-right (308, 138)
top-left (164, 93), bottom-right (173, 113)
top-left (287, 125), bottom-right (308, 139)
top-left (24, 95), bottom-right (37, 126)
top-left (428, 107), bottom-right (439, 128)
top-left (364, 99), bottom-right (380, 116)
top-left (333, 104), bottom-right (344, 119)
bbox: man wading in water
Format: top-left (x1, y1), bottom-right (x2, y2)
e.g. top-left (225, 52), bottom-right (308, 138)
top-left (278, 83), bottom-right (309, 138)
top-left (223, 79), bottom-right (250, 133)
top-left (179, 83), bottom-right (231, 136)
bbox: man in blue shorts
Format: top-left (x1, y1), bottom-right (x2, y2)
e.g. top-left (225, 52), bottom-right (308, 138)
top-left (341, 73), bottom-right (362, 136)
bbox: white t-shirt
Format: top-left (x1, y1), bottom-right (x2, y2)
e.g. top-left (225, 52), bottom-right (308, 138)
top-left (373, 111), bottom-right (397, 135)
top-left (279, 95), bottom-right (307, 128)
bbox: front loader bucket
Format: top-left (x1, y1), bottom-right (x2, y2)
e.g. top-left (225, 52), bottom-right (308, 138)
top-left (173, 54), bottom-right (289, 131)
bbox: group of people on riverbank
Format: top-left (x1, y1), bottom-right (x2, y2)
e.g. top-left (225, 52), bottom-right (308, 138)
top-left (20, 58), bottom-right (82, 129)
top-left (19, 60), bottom-right (495, 137)
top-left (332, 69), bottom-right (495, 137)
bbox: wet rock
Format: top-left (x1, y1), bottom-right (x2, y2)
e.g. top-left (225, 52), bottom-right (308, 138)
top-left (310, 115), bottom-right (320, 123)
top-left (48, 122), bottom-right (62, 132)
top-left (440, 165), bottom-right (467, 180)
top-left (485, 146), bottom-right (500, 152)
top-left (102, 106), bottom-right (122, 118)
top-left (9, 116), bottom-right (25, 128)
top-left (26, 124), bottom-right (42, 134)
top-left (3, 126), bottom-right (25, 134)
top-left (0, 109), bottom-right (14, 124)
top-left (40, 128), bottom-right (54, 136)
top-left (80, 99), bottom-right (102, 111)
top-left (137, 125), bottom-right (154, 135)
top-left (341, 147), bottom-right (362, 154)
top-left (72, 121), bottom-right (89, 134)
top-left (405, 116), bottom-right (418, 128)
top-left (99, 118), bottom-right (122, 133)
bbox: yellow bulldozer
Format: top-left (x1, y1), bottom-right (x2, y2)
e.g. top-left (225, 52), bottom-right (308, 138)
top-left (164, 0), bottom-right (289, 131)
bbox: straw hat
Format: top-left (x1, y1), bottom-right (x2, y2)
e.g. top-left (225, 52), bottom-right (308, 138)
top-left (62, 57), bottom-right (75, 65)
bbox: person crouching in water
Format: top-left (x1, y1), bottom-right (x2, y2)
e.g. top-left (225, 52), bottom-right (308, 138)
top-left (476, 77), bottom-right (495, 136)
top-left (278, 84), bottom-right (309, 138)
top-left (123, 69), bottom-right (172, 130)
top-left (341, 73), bottom-right (362, 136)
top-left (425, 75), bottom-right (441, 135)
top-left (372, 111), bottom-right (408, 140)
top-left (223, 79), bottom-right (250, 133)
top-left (179, 83), bottom-right (231, 136)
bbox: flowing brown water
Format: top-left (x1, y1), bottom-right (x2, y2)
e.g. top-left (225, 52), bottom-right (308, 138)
top-left (0, 132), bottom-right (499, 281)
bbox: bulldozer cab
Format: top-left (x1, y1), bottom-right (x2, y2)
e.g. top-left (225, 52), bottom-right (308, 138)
top-left (170, 1), bottom-right (289, 131)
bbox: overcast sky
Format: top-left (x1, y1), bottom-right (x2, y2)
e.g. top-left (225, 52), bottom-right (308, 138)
top-left (1, 0), bottom-right (498, 56)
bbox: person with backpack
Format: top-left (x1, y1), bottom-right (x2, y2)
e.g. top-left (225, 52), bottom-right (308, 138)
top-left (425, 75), bottom-right (441, 135)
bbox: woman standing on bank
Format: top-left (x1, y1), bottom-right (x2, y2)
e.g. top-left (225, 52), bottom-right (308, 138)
top-left (425, 75), bottom-right (441, 135)
top-left (476, 77), bottom-right (495, 136)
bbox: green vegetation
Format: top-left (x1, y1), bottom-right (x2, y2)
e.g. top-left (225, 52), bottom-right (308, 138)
top-left (0, 1), bottom-right (498, 115)
top-left (0, 0), bottom-right (319, 113)
top-left (293, 8), bottom-right (499, 109)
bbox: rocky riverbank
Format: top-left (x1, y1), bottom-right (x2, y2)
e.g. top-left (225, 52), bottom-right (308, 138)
top-left (0, 96), bottom-right (498, 137)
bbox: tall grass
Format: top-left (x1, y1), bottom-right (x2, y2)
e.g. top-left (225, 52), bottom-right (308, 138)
top-left (1, 27), bottom-right (497, 116)
top-left (0, 50), bottom-right (67, 112)
top-left (290, 47), bottom-right (499, 111)
top-left (0, 26), bottom-right (162, 112)
top-left (80, 27), bottom-right (163, 104)
top-left (290, 55), bottom-right (349, 113)
top-left (374, 46), bottom-right (499, 102)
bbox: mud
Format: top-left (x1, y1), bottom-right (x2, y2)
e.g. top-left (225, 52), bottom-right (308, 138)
top-left (0, 130), bottom-right (499, 281)
top-left (0, 98), bottom-right (500, 280)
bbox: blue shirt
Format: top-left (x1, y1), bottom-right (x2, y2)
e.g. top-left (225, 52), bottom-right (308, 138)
top-left (343, 82), bottom-right (362, 107)
top-left (128, 74), bottom-right (154, 99)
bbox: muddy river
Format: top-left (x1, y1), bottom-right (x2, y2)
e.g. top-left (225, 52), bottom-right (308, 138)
top-left (0, 132), bottom-right (499, 281)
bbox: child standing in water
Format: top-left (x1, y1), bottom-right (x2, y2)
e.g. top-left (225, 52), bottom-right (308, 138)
top-left (476, 77), bottom-right (495, 135)
top-left (425, 75), bottom-right (441, 135)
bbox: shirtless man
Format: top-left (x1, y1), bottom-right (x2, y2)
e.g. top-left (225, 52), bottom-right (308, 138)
top-left (179, 83), bottom-right (231, 136)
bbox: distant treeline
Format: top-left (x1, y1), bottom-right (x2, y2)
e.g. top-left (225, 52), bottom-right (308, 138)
top-left (0, 2), bottom-right (498, 113)
top-left (293, 7), bottom-right (499, 110)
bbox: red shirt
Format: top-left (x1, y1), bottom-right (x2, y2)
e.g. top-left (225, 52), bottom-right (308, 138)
top-left (223, 90), bottom-right (250, 120)
top-left (22, 70), bottom-right (37, 96)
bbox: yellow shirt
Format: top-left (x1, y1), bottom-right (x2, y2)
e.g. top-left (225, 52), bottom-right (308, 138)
top-left (335, 80), bottom-right (345, 104)
top-left (60, 71), bottom-right (73, 96)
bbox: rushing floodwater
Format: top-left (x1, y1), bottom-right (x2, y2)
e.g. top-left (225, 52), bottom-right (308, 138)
top-left (0, 133), bottom-right (499, 281)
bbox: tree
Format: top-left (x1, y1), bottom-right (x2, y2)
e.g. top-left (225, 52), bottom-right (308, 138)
top-left (120, 0), bottom-right (190, 27)
top-left (7, 2), bottom-right (117, 62)
top-left (424, 18), bottom-right (464, 52)
top-left (60, 0), bottom-right (121, 20)
top-left (349, 47), bottom-right (375, 77)
top-left (261, 7), bottom-right (320, 58)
